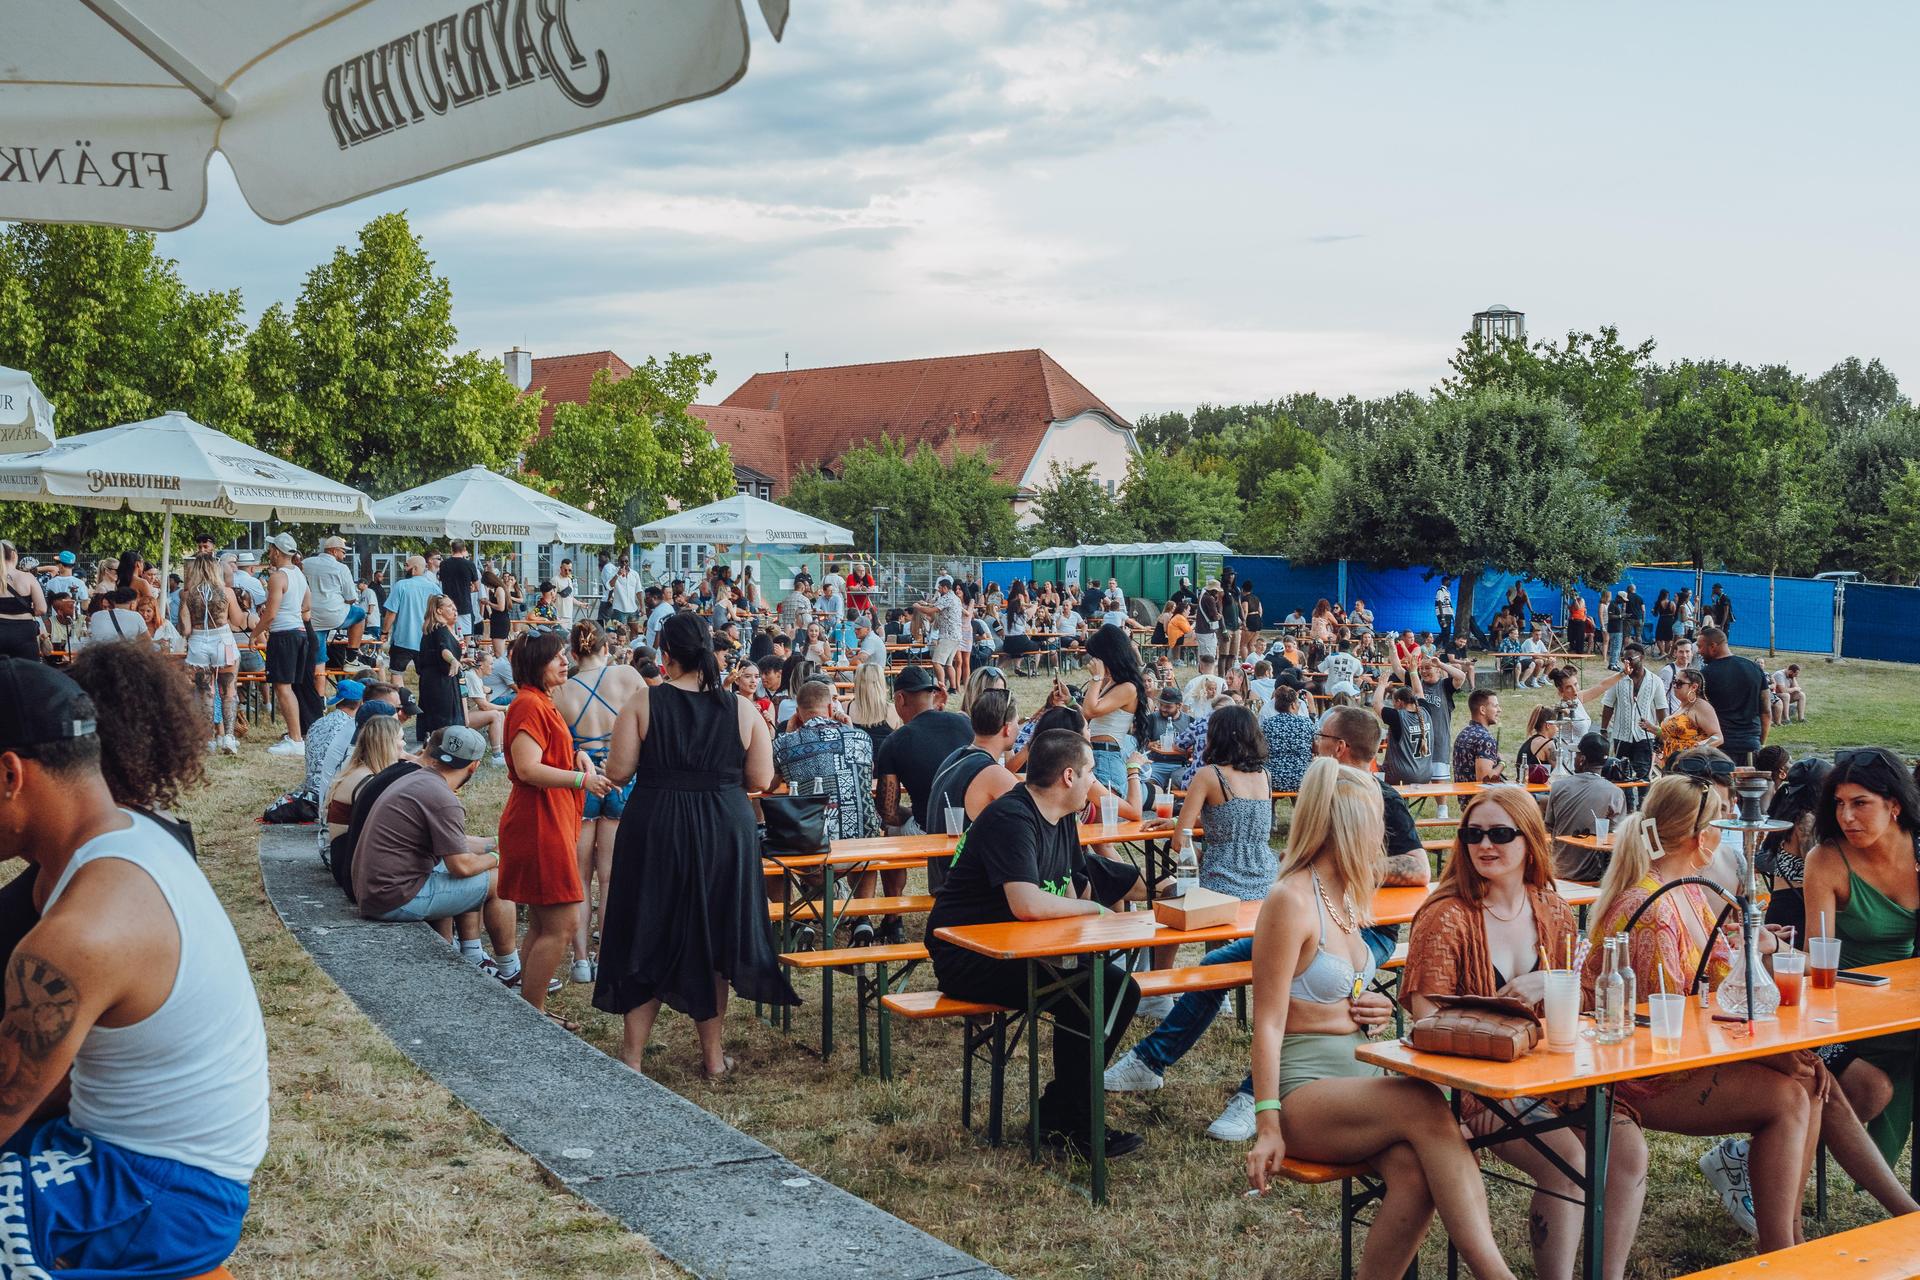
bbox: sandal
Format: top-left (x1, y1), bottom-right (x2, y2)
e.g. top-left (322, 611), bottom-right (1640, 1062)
top-left (543, 1009), bottom-right (582, 1033)
top-left (700, 1056), bottom-right (736, 1081)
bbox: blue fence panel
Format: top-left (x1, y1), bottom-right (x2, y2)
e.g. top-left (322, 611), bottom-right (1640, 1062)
top-left (1594, 569), bottom-right (1835, 655)
top-left (1224, 556), bottom-right (1341, 614)
top-left (1841, 583), bottom-right (1920, 663)
top-left (980, 559), bottom-right (1033, 592)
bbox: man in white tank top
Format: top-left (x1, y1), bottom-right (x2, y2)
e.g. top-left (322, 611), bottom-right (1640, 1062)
top-left (0, 659), bottom-right (269, 1275)
top-left (259, 532), bottom-right (313, 754)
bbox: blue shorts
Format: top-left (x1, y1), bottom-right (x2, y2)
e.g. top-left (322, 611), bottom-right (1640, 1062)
top-left (0, 1116), bottom-right (248, 1279)
top-left (377, 863), bottom-right (491, 921)
top-left (585, 775), bottom-right (633, 820)
top-left (342, 604), bottom-right (368, 628)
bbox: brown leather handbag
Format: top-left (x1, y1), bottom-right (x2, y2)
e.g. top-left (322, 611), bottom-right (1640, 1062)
top-left (1409, 994), bottom-right (1542, 1062)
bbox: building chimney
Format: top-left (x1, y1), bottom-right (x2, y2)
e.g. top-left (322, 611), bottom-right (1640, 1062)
top-left (503, 347), bottom-right (532, 390)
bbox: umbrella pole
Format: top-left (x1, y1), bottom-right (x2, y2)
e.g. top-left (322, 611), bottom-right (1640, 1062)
top-left (161, 510), bottom-right (173, 586)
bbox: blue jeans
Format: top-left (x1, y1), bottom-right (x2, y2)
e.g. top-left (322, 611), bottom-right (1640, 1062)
top-left (1130, 937), bottom-right (1255, 1094)
top-left (1144, 758), bottom-right (1183, 791)
top-left (1090, 735), bottom-right (1137, 792)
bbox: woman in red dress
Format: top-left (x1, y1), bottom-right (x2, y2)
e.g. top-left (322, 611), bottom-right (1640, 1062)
top-left (498, 629), bottom-right (612, 1020)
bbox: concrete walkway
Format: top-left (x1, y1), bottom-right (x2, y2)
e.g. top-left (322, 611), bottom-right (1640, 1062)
top-left (260, 828), bottom-right (1009, 1280)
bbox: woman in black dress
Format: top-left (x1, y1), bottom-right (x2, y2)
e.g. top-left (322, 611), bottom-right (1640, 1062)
top-left (1652, 588), bottom-right (1676, 655)
top-left (415, 594), bottom-right (464, 740)
top-left (596, 611), bottom-right (797, 1077)
top-left (483, 567), bottom-right (513, 658)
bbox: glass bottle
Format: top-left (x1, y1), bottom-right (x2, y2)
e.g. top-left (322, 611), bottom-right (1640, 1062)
top-left (1595, 938), bottom-right (1629, 1044)
top-left (1174, 846), bottom-right (1200, 898)
top-left (1615, 933), bottom-right (1637, 1038)
top-left (1716, 905), bottom-right (1782, 1020)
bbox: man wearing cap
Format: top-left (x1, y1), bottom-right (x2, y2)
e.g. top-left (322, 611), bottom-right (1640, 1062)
top-left (256, 533), bottom-right (314, 754)
top-left (226, 550), bottom-right (268, 612)
top-left (42, 551), bottom-right (89, 607)
top-left (381, 555), bottom-right (436, 677)
top-left (852, 614), bottom-right (887, 668)
top-left (306, 535), bottom-right (364, 662)
top-left (352, 725), bottom-right (518, 957)
top-left (0, 658), bottom-right (269, 1274)
top-left (302, 678), bottom-right (364, 800)
top-left (1543, 733), bottom-right (1627, 881)
top-left (42, 592), bottom-right (83, 665)
top-left (910, 577), bottom-right (965, 692)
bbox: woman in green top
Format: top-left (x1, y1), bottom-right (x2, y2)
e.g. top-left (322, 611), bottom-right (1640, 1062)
top-left (1804, 747), bottom-right (1920, 1168)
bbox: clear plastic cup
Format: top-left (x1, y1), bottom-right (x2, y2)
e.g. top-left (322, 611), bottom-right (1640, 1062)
top-left (1773, 950), bottom-right (1805, 1007)
top-left (1809, 936), bottom-right (1841, 990)
top-left (1648, 992), bottom-right (1687, 1054)
top-left (1099, 794), bottom-right (1120, 827)
top-left (1153, 793), bottom-right (1174, 820)
top-left (1543, 969), bottom-right (1581, 1052)
top-left (943, 806), bottom-right (966, 836)
top-left (1594, 817), bottom-right (1611, 840)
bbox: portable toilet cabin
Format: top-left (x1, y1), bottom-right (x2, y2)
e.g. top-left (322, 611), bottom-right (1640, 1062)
top-left (1029, 541), bottom-right (1232, 622)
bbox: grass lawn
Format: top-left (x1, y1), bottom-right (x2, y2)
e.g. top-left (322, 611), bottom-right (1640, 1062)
top-left (211, 646), bottom-right (1915, 1278)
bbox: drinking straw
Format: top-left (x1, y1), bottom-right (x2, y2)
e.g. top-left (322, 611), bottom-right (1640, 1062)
top-left (1539, 944), bottom-right (1551, 974)
top-left (1659, 965), bottom-right (1668, 996)
top-left (1820, 911), bottom-right (1827, 939)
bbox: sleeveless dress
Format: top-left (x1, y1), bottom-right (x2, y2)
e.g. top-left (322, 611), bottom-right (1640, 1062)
top-left (593, 683), bottom-right (799, 1020)
top-left (1816, 842), bottom-right (1918, 1165)
top-left (1198, 766), bottom-right (1276, 900)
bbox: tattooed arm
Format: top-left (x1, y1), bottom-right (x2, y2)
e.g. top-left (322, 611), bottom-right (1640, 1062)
top-left (0, 950), bottom-right (89, 1128)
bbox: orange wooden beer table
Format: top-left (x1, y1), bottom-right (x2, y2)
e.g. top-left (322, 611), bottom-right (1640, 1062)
top-left (1355, 957), bottom-right (1920, 1278)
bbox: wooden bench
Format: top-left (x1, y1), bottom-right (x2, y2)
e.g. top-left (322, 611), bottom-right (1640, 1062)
top-left (880, 990), bottom-right (1023, 1145)
top-left (1274, 1158), bottom-right (1411, 1280)
top-left (780, 941), bottom-right (928, 1072)
top-left (1675, 1214), bottom-right (1920, 1277)
top-left (769, 894), bottom-right (933, 924)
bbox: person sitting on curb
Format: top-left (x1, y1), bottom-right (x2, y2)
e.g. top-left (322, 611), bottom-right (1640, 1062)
top-left (350, 725), bottom-right (521, 981)
top-left (0, 658), bottom-right (270, 1276)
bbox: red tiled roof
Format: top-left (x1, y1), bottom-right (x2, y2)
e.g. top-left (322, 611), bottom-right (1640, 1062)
top-left (718, 349), bottom-right (1128, 488)
top-left (524, 350), bottom-right (633, 434)
top-left (689, 404), bottom-right (791, 496)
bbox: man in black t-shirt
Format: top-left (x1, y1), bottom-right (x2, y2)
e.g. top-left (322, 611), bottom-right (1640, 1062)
top-left (1312, 705), bottom-right (1428, 965)
top-left (923, 690), bottom-right (1020, 892)
top-left (437, 541), bottom-right (480, 639)
top-left (1698, 626), bottom-right (1768, 765)
top-left (928, 729), bottom-right (1150, 1159)
top-left (871, 665), bottom-right (972, 941)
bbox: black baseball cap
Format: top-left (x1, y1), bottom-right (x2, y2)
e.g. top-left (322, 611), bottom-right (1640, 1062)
top-left (893, 665), bottom-right (939, 694)
top-left (0, 659), bottom-right (97, 751)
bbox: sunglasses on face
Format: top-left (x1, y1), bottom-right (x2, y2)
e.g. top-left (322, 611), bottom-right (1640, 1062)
top-left (1461, 824), bottom-right (1521, 846)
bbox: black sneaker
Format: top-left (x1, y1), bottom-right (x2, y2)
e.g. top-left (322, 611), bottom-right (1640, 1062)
top-left (1042, 1127), bottom-right (1146, 1161)
top-left (879, 916), bottom-right (906, 946)
top-left (850, 920), bottom-right (876, 947)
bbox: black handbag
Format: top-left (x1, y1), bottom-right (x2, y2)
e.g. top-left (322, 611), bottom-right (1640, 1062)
top-left (762, 776), bottom-right (830, 856)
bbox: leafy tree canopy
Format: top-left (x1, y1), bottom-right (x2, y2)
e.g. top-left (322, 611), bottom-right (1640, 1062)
top-left (1119, 449), bottom-right (1241, 543)
top-left (1027, 460), bottom-right (1134, 548)
top-left (1440, 325), bottom-right (1656, 481)
top-left (526, 354), bottom-right (731, 534)
top-left (1866, 462), bottom-right (1920, 585)
top-left (783, 435), bottom-right (1025, 557)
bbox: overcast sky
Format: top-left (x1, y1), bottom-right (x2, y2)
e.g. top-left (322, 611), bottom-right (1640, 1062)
top-left (159, 1), bottom-right (1919, 421)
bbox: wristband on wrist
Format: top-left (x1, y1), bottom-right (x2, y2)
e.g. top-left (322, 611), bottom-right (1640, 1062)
top-left (575, 771), bottom-right (585, 790)
top-left (1252, 1099), bottom-right (1282, 1115)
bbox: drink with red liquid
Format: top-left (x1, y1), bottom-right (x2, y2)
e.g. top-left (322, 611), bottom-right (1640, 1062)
top-left (1809, 936), bottom-right (1841, 990)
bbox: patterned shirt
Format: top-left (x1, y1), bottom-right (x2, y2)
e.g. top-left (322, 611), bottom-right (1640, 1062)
top-left (1259, 712), bottom-right (1314, 793)
top-left (772, 717), bottom-right (878, 841)
top-left (1451, 720), bottom-right (1500, 783)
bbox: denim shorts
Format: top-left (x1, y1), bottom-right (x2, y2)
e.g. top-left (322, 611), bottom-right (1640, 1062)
top-left (585, 775), bottom-right (633, 820)
top-left (378, 863), bottom-right (491, 921)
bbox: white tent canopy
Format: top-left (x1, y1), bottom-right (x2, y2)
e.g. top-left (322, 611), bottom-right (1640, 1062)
top-left (358, 466), bottom-right (614, 544)
top-left (1, 0), bottom-right (791, 230)
top-left (0, 366), bottom-right (56, 455)
top-left (0, 410), bottom-right (373, 574)
top-left (634, 493), bottom-right (852, 546)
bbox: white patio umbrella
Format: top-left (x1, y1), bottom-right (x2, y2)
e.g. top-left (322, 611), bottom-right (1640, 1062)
top-left (0, 367), bottom-right (56, 455)
top-left (634, 493), bottom-right (852, 546)
top-left (1, 0), bottom-right (791, 230)
top-left (0, 410), bottom-right (373, 574)
top-left (358, 465), bottom-right (614, 544)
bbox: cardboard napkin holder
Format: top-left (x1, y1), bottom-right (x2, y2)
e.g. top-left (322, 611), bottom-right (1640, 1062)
top-left (1153, 885), bottom-right (1237, 930)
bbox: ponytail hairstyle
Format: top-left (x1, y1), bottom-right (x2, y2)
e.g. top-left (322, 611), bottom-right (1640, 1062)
top-left (659, 610), bottom-right (722, 694)
top-left (1085, 622), bottom-right (1148, 741)
top-left (1590, 772), bottom-right (1724, 937)
top-left (570, 620), bottom-right (607, 661)
top-left (1277, 756), bottom-right (1385, 924)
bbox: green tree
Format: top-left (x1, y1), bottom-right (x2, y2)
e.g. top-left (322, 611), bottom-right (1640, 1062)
top-left (1865, 462), bottom-right (1920, 585)
top-left (525, 354), bottom-right (730, 531)
top-left (1026, 461), bottom-right (1134, 548)
top-left (783, 436), bottom-right (1025, 556)
top-left (1440, 325), bottom-right (1657, 481)
top-left (1300, 388), bottom-right (1623, 628)
top-left (1119, 450), bottom-right (1242, 542)
top-left (1809, 356), bottom-right (1905, 433)
top-left (0, 224), bottom-right (253, 553)
top-left (243, 212), bottom-right (537, 499)
top-left (1624, 365), bottom-right (1827, 578)
top-left (1823, 405), bottom-right (1920, 560)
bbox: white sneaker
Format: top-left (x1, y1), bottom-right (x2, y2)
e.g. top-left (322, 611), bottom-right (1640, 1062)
top-left (490, 751), bottom-right (506, 768)
top-left (1135, 994), bottom-right (1177, 1022)
top-left (570, 959), bottom-right (596, 984)
top-left (1207, 1092), bottom-right (1258, 1142)
top-left (267, 737), bottom-right (305, 757)
top-left (1699, 1137), bottom-right (1758, 1237)
top-left (1103, 1050), bottom-right (1164, 1093)
top-left (207, 739), bottom-right (219, 755)
top-left (221, 735), bottom-right (240, 755)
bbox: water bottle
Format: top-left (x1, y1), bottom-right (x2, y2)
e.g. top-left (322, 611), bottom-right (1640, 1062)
top-left (1173, 846), bottom-right (1200, 899)
top-left (1596, 938), bottom-right (1629, 1044)
top-left (1615, 933), bottom-right (1637, 1038)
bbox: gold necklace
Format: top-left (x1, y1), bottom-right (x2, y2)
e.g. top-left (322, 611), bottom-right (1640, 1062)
top-left (1314, 873), bottom-right (1357, 933)
top-left (1483, 894), bottom-right (1529, 923)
